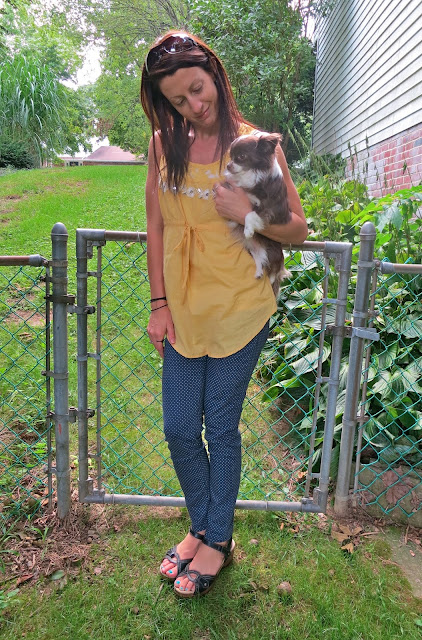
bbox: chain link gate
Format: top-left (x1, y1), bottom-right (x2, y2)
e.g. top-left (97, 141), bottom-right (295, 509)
top-left (335, 223), bottom-right (422, 524)
top-left (0, 254), bottom-right (53, 523)
top-left (66, 227), bottom-right (353, 516)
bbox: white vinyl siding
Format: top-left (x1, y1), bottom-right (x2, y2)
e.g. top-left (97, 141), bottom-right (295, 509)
top-left (312, 0), bottom-right (422, 156)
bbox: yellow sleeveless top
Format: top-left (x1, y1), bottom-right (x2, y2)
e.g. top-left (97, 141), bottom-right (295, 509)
top-left (158, 125), bottom-right (277, 358)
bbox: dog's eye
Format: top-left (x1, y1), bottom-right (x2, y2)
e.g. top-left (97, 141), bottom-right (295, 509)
top-left (236, 153), bottom-right (246, 162)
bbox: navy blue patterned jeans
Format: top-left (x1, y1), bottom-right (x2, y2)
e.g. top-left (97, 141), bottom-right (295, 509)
top-left (162, 321), bottom-right (269, 543)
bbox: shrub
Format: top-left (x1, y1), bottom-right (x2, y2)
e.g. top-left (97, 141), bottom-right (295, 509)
top-left (0, 140), bottom-right (35, 169)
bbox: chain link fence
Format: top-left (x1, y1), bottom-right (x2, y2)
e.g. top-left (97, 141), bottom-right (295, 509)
top-left (0, 256), bottom-right (52, 526)
top-left (1, 226), bottom-right (421, 525)
top-left (354, 262), bottom-right (422, 525)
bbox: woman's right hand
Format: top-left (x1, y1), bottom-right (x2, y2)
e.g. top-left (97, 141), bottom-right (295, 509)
top-left (147, 306), bottom-right (175, 358)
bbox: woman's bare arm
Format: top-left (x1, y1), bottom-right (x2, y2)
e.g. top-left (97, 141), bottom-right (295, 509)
top-left (145, 134), bottom-right (175, 357)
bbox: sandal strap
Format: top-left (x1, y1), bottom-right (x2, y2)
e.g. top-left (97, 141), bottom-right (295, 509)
top-left (202, 537), bottom-right (232, 561)
top-left (162, 545), bottom-right (192, 577)
top-left (182, 568), bottom-right (216, 594)
top-left (189, 527), bottom-right (205, 541)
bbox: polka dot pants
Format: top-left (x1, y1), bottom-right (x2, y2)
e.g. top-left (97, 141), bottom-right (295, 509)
top-left (162, 322), bottom-right (269, 543)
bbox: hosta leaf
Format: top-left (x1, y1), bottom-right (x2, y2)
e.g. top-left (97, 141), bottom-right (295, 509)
top-left (298, 415), bottom-right (314, 432)
top-left (301, 251), bottom-right (324, 269)
top-left (335, 390), bottom-right (346, 418)
top-left (365, 363), bottom-right (378, 383)
top-left (284, 338), bottom-right (310, 360)
top-left (409, 413), bottom-right (422, 431)
top-left (386, 316), bottom-right (422, 338)
top-left (375, 202), bottom-right (402, 232)
top-left (338, 360), bottom-right (349, 393)
top-left (371, 370), bottom-right (392, 398)
top-left (390, 371), bottom-right (406, 395)
top-left (286, 306), bottom-right (337, 328)
top-left (378, 342), bottom-right (399, 369)
top-left (292, 344), bottom-right (330, 376)
top-left (362, 419), bottom-right (390, 448)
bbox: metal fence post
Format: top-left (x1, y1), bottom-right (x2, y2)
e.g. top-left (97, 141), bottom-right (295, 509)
top-left (334, 221), bottom-right (376, 515)
top-left (51, 222), bottom-right (71, 518)
top-left (76, 229), bottom-right (90, 502)
top-left (314, 242), bottom-right (352, 512)
top-left (76, 228), bottom-right (105, 502)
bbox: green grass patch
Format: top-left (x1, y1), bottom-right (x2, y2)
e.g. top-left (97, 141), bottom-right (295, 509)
top-left (1, 167), bottom-right (422, 639)
top-left (1, 509), bottom-right (422, 639)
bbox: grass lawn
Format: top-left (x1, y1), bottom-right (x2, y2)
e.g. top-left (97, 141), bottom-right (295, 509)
top-left (1, 166), bottom-right (422, 639)
top-left (1, 505), bottom-right (422, 640)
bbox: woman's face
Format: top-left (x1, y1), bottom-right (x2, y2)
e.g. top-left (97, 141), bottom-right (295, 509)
top-left (158, 66), bottom-right (219, 133)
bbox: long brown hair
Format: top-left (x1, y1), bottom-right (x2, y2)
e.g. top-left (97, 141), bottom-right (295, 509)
top-left (140, 30), bottom-right (246, 189)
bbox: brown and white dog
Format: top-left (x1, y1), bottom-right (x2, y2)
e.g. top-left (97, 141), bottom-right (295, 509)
top-left (224, 132), bottom-right (291, 296)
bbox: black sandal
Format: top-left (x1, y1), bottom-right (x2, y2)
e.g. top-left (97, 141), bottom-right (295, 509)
top-left (160, 527), bottom-right (205, 581)
top-left (174, 537), bottom-right (235, 597)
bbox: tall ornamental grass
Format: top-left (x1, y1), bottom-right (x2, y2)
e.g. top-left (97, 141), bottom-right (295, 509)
top-left (0, 54), bottom-right (68, 166)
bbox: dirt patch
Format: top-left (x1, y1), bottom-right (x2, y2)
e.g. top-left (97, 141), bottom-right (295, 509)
top-left (4, 194), bottom-right (22, 200)
top-left (1, 497), bottom-right (185, 590)
top-left (3, 308), bottom-right (46, 327)
top-left (4, 292), bottom-right (48, 327)
top-left (327, 504), bottom-right (422, 598)
top-left (383, 527), bottom-right (422, 598)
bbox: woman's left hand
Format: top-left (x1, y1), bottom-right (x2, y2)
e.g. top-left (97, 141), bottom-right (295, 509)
top-left (213, 182), bottom-right (251, 225)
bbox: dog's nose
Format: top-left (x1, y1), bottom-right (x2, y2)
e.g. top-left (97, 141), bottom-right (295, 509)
top-left (227, 161), bottom-right (233, 172)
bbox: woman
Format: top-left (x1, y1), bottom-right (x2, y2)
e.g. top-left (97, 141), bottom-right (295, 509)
top-left (140, 31), bottom-right (307, 597)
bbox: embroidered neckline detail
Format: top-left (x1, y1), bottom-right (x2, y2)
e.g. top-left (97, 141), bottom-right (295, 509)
top-left (159, 177), bottom-right (212, 200)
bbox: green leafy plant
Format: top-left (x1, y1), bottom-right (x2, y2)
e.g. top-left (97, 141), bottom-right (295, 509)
top-left (0, 589), bottom-right (20, 614)
top-left (0, 140), bottom-right (35, 169)
top-left (347, 186), bottom-right (422, 263)
top-left (262, 179), bottom-right (422, 479)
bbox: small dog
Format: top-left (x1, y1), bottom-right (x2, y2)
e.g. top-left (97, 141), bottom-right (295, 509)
top-left (224, 132), bottom-right (291, 296)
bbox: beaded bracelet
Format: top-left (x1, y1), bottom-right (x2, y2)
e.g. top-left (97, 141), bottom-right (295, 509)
top-left (150, 296), bottom-right (167, 303)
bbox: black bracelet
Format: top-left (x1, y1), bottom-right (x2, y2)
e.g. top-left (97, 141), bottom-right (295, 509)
top-left (150, 303), bottom-right (168, 311)
top-left (150, 296), bottom-right (167, 303)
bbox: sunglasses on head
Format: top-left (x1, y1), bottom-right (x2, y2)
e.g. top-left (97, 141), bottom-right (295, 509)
top-left (144, 34), bottom-right (199, 75)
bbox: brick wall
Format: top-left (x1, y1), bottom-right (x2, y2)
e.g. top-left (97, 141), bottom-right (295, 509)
top-left (346, 123), bottom-right (422, 197)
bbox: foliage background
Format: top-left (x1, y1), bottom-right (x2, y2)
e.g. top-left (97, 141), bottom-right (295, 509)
top-left (0, 0), bottom-right (94, 165)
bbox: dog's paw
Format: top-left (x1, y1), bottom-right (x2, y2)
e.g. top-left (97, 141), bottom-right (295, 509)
top-left (279, 267), bottom-right (292, 281)
top-left (244, 211), bottom-right (265, 238)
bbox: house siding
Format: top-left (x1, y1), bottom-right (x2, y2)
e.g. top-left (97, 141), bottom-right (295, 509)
top-left (312, 0), bottom-right (422, 194)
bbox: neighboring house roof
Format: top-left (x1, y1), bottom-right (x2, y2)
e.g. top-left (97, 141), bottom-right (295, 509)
top-left (84, 146), bottom-right (142, 163)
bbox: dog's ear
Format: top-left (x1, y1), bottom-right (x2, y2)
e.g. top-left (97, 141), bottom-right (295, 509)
top-left (257, 132), bottom-right (282, 154)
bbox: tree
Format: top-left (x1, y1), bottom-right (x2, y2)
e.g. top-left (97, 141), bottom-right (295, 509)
top-left (94, 73), bottom-right (150, 156)
top-left (189, 0), bottom-right (316, 161)
top-left (57, 0), bottom-right (189, 155)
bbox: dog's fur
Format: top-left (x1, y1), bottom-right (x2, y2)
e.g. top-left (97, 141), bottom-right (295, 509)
top-left (224, 132), bottom-right (291, 296)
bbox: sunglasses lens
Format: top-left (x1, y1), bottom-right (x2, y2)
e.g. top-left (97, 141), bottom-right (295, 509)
top-left (145, 35), bottom-right (197, 74)
top-left (164, 36), bottom-right (195, 55)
